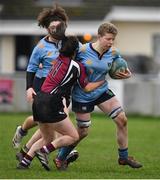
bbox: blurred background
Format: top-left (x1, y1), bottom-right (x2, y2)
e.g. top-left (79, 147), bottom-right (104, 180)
top-left (0, 0), bottom-right (160, 115)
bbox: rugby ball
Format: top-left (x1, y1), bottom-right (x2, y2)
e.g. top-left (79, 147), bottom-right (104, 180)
top-left (109, 58), bottom-right (128, 79)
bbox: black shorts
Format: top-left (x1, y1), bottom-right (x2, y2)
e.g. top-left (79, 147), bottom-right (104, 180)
top-left (32, 91), bottom-right (67, 123)
top-left (72, 89), bottom-right (115, 113)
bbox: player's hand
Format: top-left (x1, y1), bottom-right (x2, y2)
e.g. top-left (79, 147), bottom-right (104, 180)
top-left (114, 68), bottom-right (132, 79)
top-left (39, 63), bottom-right (43, 69)
top-left (26, 88), bottom-right (36, 102)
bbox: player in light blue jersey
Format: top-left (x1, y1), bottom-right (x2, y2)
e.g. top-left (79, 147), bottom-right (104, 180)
top-left (12, 4), bottom-right (79, 169)
top-left (56, 22), bottom-right (142, 169)
top-left (72, 43), bottom-right (121, 103)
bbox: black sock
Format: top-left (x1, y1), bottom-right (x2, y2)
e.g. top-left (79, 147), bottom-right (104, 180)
top-left (19, 127), bottom-right (28, 136)
top-left (20, 154), bottom-right (33, 167)
top-left (41, 144), bottom-right (55, 154)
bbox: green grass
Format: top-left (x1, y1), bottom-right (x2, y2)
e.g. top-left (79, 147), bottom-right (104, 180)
top-left (0, 112), bottom-right (160, 179)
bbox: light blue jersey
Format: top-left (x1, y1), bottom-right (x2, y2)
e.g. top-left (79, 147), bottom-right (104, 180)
top-left (27, 36), bottom-right (62, 78)
top-left (72, 43), bottom-right (121, 103)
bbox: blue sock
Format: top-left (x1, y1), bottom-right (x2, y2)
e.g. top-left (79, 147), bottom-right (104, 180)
top-left (118, 148), bottom-right (128, 159)
top-left (57, 145), bottom-right (75, 161)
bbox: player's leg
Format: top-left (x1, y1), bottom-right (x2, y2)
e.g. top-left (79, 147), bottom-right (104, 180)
top-left (41, 117), bottom-right (79, 170)
top-left (18, 117), bottom-right (79, 170)
top-left (54, 113), bottom-right (91, 170)
top-left (16, 129), bottom-right (42, 162)
top-left (54, 97), bottom-right (79, 169)
top-left (16, 123), bottom-right (79, 168)
top-left (98, 93), bottom-right (142, 168)
top-left (12, 115), bottom-right (37, 148)
top-left (17, 123), bottom-right (54, 170)
top-left (42, 117), bottom-right (79, 150)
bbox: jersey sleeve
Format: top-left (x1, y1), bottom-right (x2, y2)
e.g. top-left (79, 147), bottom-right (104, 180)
top-left (77, 62), bottom-right (88, 89)
top-left (26, 45), bottom-right (41, 73)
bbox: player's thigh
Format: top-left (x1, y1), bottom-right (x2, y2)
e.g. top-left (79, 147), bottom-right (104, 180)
top-left (38, 123), bottom-right (55, 142)
top-left (98, 96), bottom-right (121, 114)
top-left (53, 117), bottom-right (78, 138)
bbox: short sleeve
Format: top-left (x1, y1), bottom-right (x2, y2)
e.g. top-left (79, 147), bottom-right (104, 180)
top-left (77, 62), bottom-right (88, 89)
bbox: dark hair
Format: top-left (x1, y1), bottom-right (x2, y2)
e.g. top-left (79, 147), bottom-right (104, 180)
top-left (37, 4), bottom-right (68, 28)
top-left (60, 36), bottom-right (79, 57)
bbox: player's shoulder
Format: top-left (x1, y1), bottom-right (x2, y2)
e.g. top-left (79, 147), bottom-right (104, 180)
top-left (36, 37), bottom-right (46, 49)
top-left (79, 43), bottom-right (90, 52)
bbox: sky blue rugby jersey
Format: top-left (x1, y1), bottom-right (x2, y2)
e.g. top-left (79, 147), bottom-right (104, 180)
top-left (72, 43), bottom-right (121, 103)
top-left (27, 36), bottom-right (62, 78)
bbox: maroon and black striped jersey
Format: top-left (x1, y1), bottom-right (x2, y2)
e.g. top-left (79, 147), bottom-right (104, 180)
top-left (41, 54), bottom-right (88, 97)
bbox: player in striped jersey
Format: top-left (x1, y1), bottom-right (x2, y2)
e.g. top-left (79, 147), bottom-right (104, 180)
top-left (17, 35), bottom-right (105, 170)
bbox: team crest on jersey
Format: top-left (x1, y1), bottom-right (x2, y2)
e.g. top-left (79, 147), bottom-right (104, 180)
top-left (108, 62), bottom-right (112, 68)
top-left (47, 51), bottom-right (53, 57)
top-left (86, 59), bottom-right (92, 65)
top-left (38, 43), bottom-right (44, 49)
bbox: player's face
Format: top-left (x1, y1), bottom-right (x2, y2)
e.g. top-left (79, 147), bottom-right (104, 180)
top-left (47, 21), bottom-right (61, 36)
top-left (99, 33), bottom-right (116, 50)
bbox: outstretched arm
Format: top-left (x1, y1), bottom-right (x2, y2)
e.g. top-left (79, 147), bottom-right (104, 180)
top-left (84, 80), bottom-right (105, 92)
top-left (78, 62), bottom-right (105, 92)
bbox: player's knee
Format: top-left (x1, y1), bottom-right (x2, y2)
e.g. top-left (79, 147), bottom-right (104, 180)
top-left (76, 119), bottom-right (91, 139)
top-left (116, 112), bottom-right (128, 128)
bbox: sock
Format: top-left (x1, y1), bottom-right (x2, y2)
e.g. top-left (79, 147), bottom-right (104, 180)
top-left (57, 145), bottom-right (76, 161)
top-left (41, 144), bottom-right (55, 154)
top-left (118, 148), bottom-right (128, 159)
top-left (19, 127), bottom-right (28, 136)
top-left (20, 154), bottom-right (33, 167)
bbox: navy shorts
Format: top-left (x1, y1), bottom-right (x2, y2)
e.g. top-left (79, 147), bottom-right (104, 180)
top-left (32, 91), bottom-right (67, 123)
top-left (72, 89), bottom-right (115, 113)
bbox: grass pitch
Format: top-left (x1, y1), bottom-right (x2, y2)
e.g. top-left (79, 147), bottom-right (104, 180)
top-left (0, 112), bottom-right (160, 179)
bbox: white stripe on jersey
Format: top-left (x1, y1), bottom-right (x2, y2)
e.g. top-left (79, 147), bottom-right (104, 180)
top-left (50, 60), bottom-right (80, 94)
top-left (60, 60), bottom-right (80, 86)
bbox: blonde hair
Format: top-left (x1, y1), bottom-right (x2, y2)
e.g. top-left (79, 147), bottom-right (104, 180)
top-left (98, 22), bottom-right (118, 36)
